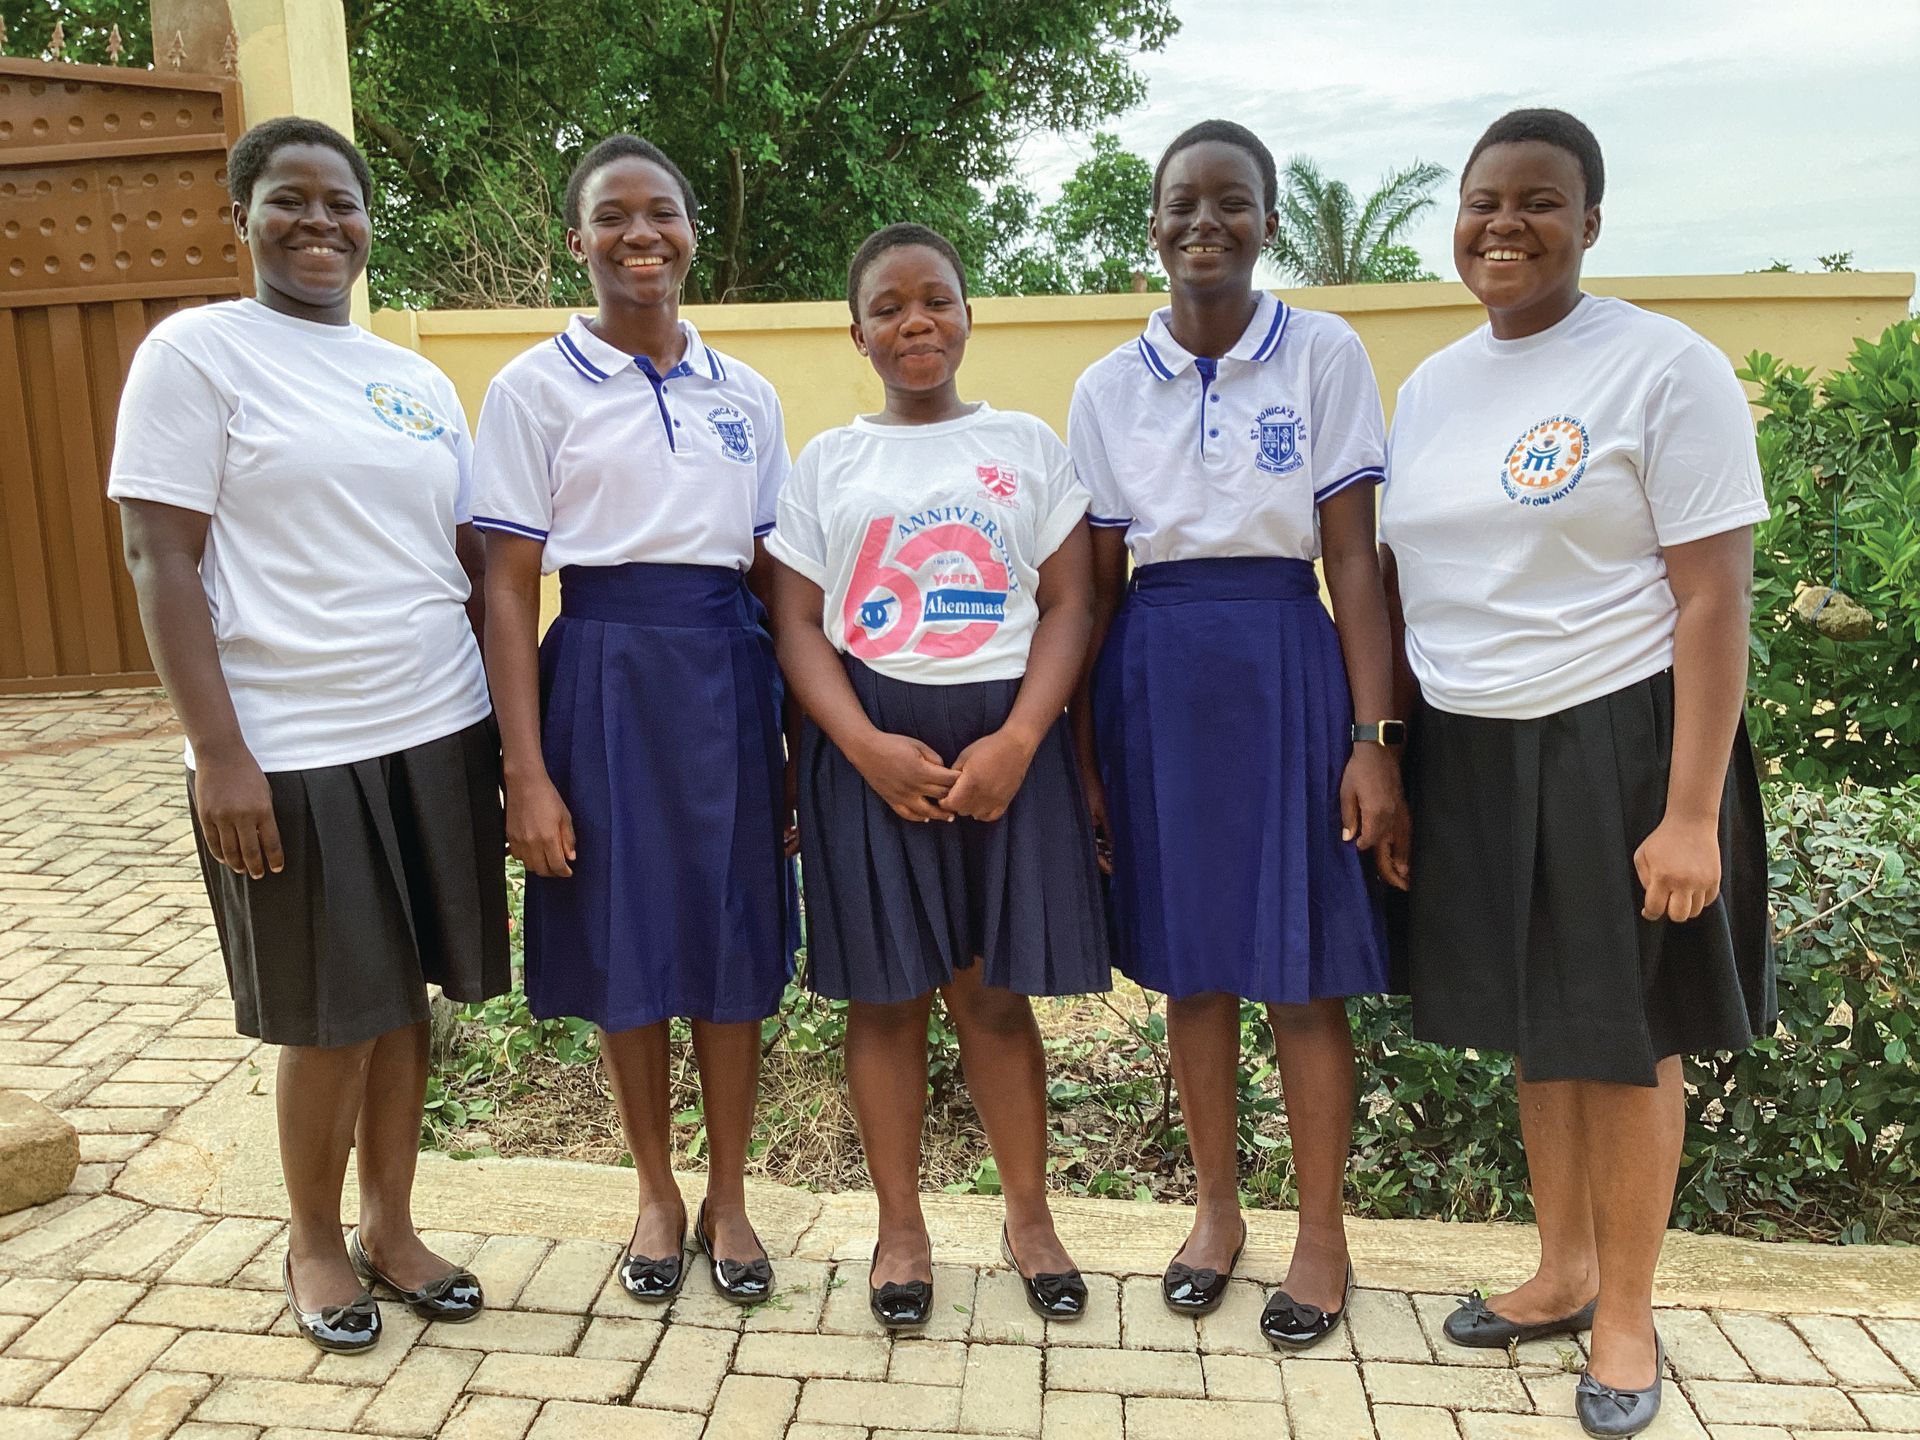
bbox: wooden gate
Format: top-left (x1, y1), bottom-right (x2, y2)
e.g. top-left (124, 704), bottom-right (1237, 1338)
top-left (0, 56), bottom-right (245, 694)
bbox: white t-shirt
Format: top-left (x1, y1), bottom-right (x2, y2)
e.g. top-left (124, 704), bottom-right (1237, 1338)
top-left (766, 405), bottom-right (1088, 685)
top-left (1070, 292), bottom-right (1386, 565)
top-left (1380, 294), bottom-right (1769, 720)
top-left (107, 299), bottom-right (491, 771)
top-left (471, 315), bottom-right (788, 572)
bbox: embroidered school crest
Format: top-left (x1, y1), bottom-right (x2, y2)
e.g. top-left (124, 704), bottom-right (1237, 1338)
top-left (1251, 405), bottom-right (1306, 475)
top-left (364, 382), bottom-right (447, 441)
top-left (1500, 415), bottom-right (1590, 506)
top-left (977, 462), bottom-right (1019, 506)
top-left (705, 405), bottom-right (756, 463)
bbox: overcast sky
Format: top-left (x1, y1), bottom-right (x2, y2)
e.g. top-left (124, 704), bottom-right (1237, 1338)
top-left (1017, 0), bottom-right (1919, 288)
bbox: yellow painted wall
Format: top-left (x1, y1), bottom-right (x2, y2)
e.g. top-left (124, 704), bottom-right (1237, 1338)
top-left (374, 272), bottom-right (1915, 450)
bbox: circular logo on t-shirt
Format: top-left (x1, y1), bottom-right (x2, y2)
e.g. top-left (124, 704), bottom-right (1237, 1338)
top-left (1500, 415), bottom-right (1589, 506)
top-left (365, 382), bottom-right (448, 441)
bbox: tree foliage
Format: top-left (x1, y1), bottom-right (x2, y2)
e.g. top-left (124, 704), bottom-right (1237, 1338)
top-left (1267, 157), bottom-right (1447, 287)
top-left (0, 0), bottom-right (151, 64)
top-left (976, 133), bottom-right (1161, 296)
top-left (343, 0), bottom-right (1177, 308)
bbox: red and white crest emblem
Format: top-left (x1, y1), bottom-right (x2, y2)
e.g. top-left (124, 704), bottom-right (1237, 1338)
top-left (977, 463), bottom-right (1019, 501)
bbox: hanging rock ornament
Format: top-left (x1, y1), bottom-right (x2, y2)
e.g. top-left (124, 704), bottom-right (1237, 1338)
top-left (1791, 580), bottom-right (1873, 641)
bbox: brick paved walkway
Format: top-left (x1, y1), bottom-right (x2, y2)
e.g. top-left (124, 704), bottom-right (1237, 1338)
top-left (3, 691), bottom-right (1920, 1440)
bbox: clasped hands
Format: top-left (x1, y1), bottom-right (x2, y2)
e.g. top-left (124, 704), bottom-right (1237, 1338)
top-left (853, 727), bottom-right (1036, 824)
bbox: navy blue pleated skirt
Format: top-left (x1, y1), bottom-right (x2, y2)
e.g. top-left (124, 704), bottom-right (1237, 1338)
top-left (800, 658), bottom-right (1111, 1005)
top-left (526, 563), bottom-right (796, 1031)
top-left (1093, 556), bottom-right (1388, 1003)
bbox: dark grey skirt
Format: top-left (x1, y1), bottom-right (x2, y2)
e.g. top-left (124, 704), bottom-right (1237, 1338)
top-left (800, 658), bottom-right (1111, 1004)
top-left (188, 717), bottom-right (511, 1048)
top-left (1392, 670), bottom-right (1774, 1085)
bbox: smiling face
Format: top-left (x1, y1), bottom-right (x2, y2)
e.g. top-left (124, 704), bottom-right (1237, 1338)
top-left (1454, 139), bottom-right (1600, 337)
top-left (568, 156), bottom-right (695, 313)
top-left (851, 243), bottom-right (972, 399)
top-left (1151, 140), bottom-right (1277, 298)
top-left (233, 143), bottom-right (370, 323)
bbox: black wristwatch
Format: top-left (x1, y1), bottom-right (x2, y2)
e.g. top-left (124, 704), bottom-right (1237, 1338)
top-left (1351, 721), bottom-right (1407, 747)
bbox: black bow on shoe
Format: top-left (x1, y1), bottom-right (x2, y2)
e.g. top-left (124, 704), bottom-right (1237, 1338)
top-left (1452, 1291), bottom-right (1498, 1330)
top-left (716, 1255), bottom-right (774, 1289)
top-left (1576, 1375), bottom-right (1639, 1416)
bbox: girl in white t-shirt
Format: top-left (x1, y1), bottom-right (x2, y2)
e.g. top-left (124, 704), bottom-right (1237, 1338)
top-left (1379, 109), bottom-right (1771, 1437)
top-left (767, 224), bottom-right (1108, 1331)
top-left (111, 118), bottom-right (506, 1354)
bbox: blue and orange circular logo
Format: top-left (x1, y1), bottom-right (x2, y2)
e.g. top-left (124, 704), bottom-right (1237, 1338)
top-left (1500, 415), bottom-right (1589, 506)
top-left (365, 382), bottom-right (448, 442)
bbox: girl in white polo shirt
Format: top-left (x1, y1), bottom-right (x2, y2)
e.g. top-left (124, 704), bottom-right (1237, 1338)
top-left (111, 118), bottom-right (505, 1353)
top-left (1380, 110), bottom-right (1771, 1438)
top-left (768, 224), bottom-right (1108, 1331)
top-left (1069, 120), bottom-right (1404, 1350)
top-left (474, 135), bottom-right (794, 1309)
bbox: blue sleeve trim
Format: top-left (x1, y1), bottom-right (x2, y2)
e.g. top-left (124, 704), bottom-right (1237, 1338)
top-left (753, 520), bottom-right (776, 537)
top-left (472, 515), bottom-right (550, 541)
top-left (1252, 300), bottom-right (1290, 361)
top-left (1088, 514), bottom-right (1134, 528)
top-left (553, 333), bottom-right (609, 383)
top-left (1313, 466), bottom-right (1384, 502)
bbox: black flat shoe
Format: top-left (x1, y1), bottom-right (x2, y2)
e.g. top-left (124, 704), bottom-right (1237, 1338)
top-left (1000, 1225), bottom-right (1087, 1322)
top-left (1444, 1291), bottom-right (1598, 1349)
top-left (284, 1252), bottom-right (380, 1354)
top-left (1577, 1336), bottom-right (1665, 1437)
top-left (1161, 1220), bottom-right (1246, 1316)
top-left (1260, 1260), bottom-right (1353, 1351)
top-left (347, 1228), bottom-right (484, 1323)
top-left (868, 1243), bottom-right (933, 1330)
top-left (695, 1200), bottom-right (774, 1306)
top-left (618, 1215), bottom-right (688, 1304)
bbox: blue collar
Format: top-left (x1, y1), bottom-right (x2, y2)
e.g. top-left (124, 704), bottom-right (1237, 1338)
top-left (552, 314), bottom-right (729, 385)
top-left (1136, 291), bottom-right (1290, 382)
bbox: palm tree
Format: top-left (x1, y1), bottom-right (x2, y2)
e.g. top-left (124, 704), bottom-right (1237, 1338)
top-left (1267, 158), bottom-right (1449, 286)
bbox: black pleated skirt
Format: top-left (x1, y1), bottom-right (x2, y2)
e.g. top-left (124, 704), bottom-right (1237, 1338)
top-left (1391, 670), bottom-right (1774, 1085)
top-left (188, 717), bottom-right (511, 1049)
top-left (799, 658), bottom-right (1112, 1004)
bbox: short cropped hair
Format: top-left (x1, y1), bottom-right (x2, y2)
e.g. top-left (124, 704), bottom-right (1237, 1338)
top-left (1464, 108), bottom-right (1606, 207)
top-left (564, 135), bottom-right (700, 231)
top-left (846, 223), bottom-right (969, 320)
top-left (1152, 120), bottom-right (1278, 213)
top-left (226, 116), bottom-right (371, 207)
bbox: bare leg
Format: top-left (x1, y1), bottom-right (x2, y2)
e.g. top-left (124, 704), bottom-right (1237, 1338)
top-left (1266, 999), bottom-right (1355, 1310)
top-left (1486, 1063), bottom-right (1600, 1324)
top-left (1579, 1056), bottom-right (1685, 1389)
top-left (941, 964), bottom-right (1072, 1273)
top-left (599, 1022), bottom-right (687, 1258)
top-left (846, 992), bottom-right (935, 1286)
top-left (690, 1018), bottom-right (766, 1263)
top-left (278, 1038), bottom-right (376, 1308)
top-left (352, 1020), bottom-right (461, 1289)
top-left (1166, 992), bottom-right (1244, 1273)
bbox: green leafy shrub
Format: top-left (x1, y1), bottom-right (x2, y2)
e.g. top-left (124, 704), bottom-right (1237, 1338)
top-left (1743, 321), bottom-right (1920, 786)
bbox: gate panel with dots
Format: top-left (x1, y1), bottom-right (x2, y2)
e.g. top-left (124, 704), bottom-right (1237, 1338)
top-left (0, 56), bottom-right (245, 692)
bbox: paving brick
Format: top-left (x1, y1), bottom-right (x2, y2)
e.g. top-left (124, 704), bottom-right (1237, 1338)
top-left (741, 1259), bottom-right (833, 1336)
top-left (628, 1323), bottom-right (736, 1413)
top-left (1045, 1273), bottom-right (1120, 1350)
top-left (76, 1132), bottom-right (147, 1164)
top-left (1661, 1310), bottom-right (1754, 1381)
top-left (526, 1400), bottom-right (702, 1440)
top-left (703, 1374), bottom-right (799, 1440)
top-left (0, 1195), bottom-right (143, 1264)
top-left (1119, 1276), bottom-right (1200, 1352)
top-left (518, 1239), bottom-right (620, 1314)
top-left (420, 1308), bottom-right (585, 1355)
top-left (309, 1308), bottom-right (427, 1384)
top-left (356, 1345), bottom-right (483, 1436)
top-left (0, 1405), bottom-right (93, 1440)
top-left (154, 1330), bottom-right (319, 1379)
top-left (1280, 1358), bottom-right (1369, 1440)
top-left (126, 1285), bottom-right (286, 1333)
top-left (84, 1082), bottom-right (204, 1108)
top-left (1410, 1294), bottom-right (1511, 1368)
top-left (77, 1369), bottom-right (214, 1440)
top-left (734, 1331), bottom-right (889, 1381)
top-left (161, 1217), bottom-right (282, 1286)
top-left (1201, 1352), bottom-right (1287, 1402)
top-left (970, 1269), bottom-right (1043, 1346)
top-left (440, 1395), bottom-right (539, 1440)
top-left (1362, 1360), bottom-right (1532, 1410)
top-left (0, 1312), bottom-right (28, 1348)
top-left (110, 1058), bottom-right (233, 1084)
top-left (890, 1340), bottom-right (969, 1387)
top-left (1790, 1314), bottom-right (1912, 1389)
top-left (788, 1427), bottom-right (868, 1440)
top-left (1702, 1429), bottom-right (1791, 1440)
top-left (1718, 1313), bottom-right (1833, 1384)
top-left (467, 1235), bottom-right (551, 1310)
top-left (957, 1342), bottom-right (1041, 1435)
top-left (0, 1278), bottom-right (74, 1317)
top-left (1852, 1394), bottom-right (1920, 1430)
top-left (1040, 1390), bottom-right (1120, 1440)
top-left (1045, 1347), bottom-right (1204, 1398)
top-left (28, 1322), bottom-right (177, 1409)
top-left (196, 1377), bottom-right (375, 1430)
top-left (61, 1108), bottom-right (168, 1136)
top-left (8, 1279), bottom-right (144, 1359)
top-left (468, 1353), bottom-right (640, 1405)
top-left (796, 1378), bottom-right (963, 1431)
top-left (171, 1426), bottom-right (261, 1440)
top-left (577, 1317), bottom-right (665, 1364)
top-left (819, 1263), bottom-right (977, 1343)
top-left (1374, 1405), bottom-right (1460, 1440)
top-left (1685, 1381), bottom-right (1864, 1428)
top-left (1125, 1396), bottom-right (1293, 1439)
top-left (75, 1207), bottom-right (207, 1278)
top-left (0, 1357), bottom-right (57, 1403)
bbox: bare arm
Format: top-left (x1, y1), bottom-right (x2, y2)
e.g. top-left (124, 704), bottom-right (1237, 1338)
top-left (1320, 484), bottom-right (1404, 871)
top-left (767, 561), bottom-right (959, 822)
top-left (943, 519), bottom-right (1095, 822)
top-left (481, 532), bottom-right (574, 877)
top-left (119, 499), bottom-right (282, 879)
top-left (1635, 526), bottom-right (1755, 923)
top-left (456, 522), bottom-right (487, 643)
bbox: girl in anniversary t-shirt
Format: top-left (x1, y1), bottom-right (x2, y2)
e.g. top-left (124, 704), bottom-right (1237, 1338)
top-left (767, 224), bottom-right (1108, 1332)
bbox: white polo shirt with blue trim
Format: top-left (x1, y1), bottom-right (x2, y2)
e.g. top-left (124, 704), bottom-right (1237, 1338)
top-left (472, 314), bottom-right (789, 572)
top-left (1068, 291), bottom-right (1386, 566)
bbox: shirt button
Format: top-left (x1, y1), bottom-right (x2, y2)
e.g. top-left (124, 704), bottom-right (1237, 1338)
top-left (1209, 394), bottom-right (1220, 403)
top-left (1208, 428), bottom-right (1220, 438)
